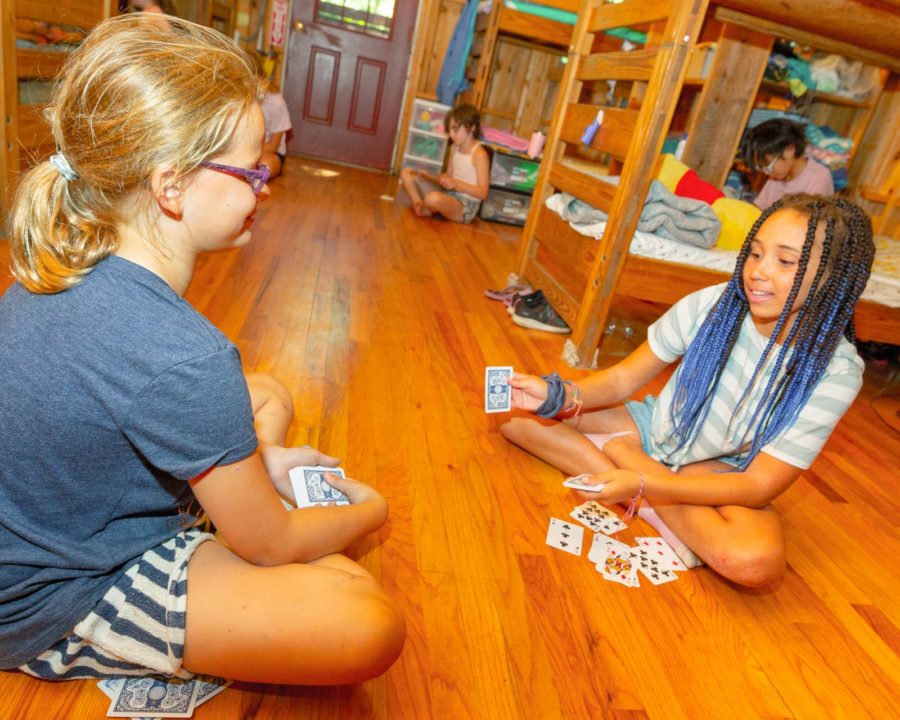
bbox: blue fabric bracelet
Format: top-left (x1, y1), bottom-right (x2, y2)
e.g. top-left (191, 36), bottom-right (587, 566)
top-left (535, 372), bottom-right (568, 418)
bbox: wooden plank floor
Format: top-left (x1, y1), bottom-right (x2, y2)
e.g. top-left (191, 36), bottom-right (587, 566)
top-left (1, 158), bottom-right (898, 719)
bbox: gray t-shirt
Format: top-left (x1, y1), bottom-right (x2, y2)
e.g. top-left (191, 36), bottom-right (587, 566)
top-left (0, 256), bottom-right (258, 667)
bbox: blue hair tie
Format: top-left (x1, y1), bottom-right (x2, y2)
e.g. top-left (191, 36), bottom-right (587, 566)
top-left (50, 153), bottom-right (79, 182)
top-left (536, 372), bottom-right (568, 418)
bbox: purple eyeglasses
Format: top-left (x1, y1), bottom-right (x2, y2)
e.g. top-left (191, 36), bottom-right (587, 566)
top-left (200, 161), bottom-right (270, 194)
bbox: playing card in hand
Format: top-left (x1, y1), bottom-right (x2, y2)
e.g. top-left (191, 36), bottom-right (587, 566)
top-left (484, 366), bottom-right (513, 413)
top-left (108, 676), bottom-right (199, 718)
top-left (289, 466), bottom-right (350, 508)
top-left (545, 517), bottom-right (584, 556)
top-left (562, 474), bottom-right (606, 492)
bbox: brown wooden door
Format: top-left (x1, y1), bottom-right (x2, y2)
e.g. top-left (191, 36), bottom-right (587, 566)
top-left (283, 0), bottom-right (418, 170)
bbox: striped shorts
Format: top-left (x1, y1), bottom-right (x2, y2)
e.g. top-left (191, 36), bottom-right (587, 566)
top-left (18, 528), bottom-right (213, 680)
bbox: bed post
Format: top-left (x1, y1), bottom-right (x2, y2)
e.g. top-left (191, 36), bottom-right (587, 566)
top-left (569, 0), bottom-right (708, 366)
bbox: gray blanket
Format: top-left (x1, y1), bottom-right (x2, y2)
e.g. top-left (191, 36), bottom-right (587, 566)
top-left (557, 180), bottom-right (721, 248)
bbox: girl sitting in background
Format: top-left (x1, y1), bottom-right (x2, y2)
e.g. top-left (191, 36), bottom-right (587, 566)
top-left (0, 14), bottom-right (404, 685)
top-left (399, 103), bottom-right (490, 224)
top-left (257, 53), bottom-right (292, 178)
top-left (741, 119), bottom-right (834, 210)
top-left (501, 194), bottom-right (873, 588)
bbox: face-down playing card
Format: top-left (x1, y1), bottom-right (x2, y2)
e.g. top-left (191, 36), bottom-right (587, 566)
top-left (289, 466), bottom-right (350, 507)
top-left (484, 366), bottom-right (513, 413)
top-left (107, 676), bottom-right (199, 718)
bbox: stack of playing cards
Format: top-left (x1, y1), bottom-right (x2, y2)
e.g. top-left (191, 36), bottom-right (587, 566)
top-left (544, 501), bottom-right (690, 587)
top-left (289, 466), bottom-right (351, 508)
top-left (484, 366), bottom-right (513, 413)
top-left (97, 674), bottom-right (231, 718)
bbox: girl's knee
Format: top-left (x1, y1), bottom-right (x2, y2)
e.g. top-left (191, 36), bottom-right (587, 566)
top-left (246, 372), bottom-right (293, 415)
top-left (334, 577), bottom-right (406, 681)
top-left (713, 538), bottom-right (786, 588)
top-left (499, 416), bottom-right (538, 443)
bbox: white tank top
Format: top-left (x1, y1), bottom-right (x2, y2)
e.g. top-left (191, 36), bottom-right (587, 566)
top-left (449, 144), bottom-right (481, 201)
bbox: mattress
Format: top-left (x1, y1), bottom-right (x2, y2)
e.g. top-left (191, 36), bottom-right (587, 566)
top-left (545, 193), bottom-right (900, 308)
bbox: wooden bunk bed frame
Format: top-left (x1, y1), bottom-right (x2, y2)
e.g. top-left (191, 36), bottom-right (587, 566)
top-left (514, 0), bottom-right (900, 367)
top-left (468, 0), bottom-right (582, 112)
top-left (1, 1), bottom-right (114, 216)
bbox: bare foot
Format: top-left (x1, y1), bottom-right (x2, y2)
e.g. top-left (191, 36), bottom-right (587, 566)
top-left (413, 200), bottom-right (433, 218)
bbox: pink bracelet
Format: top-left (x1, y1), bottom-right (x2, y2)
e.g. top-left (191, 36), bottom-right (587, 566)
top-left (624, 471), bottom-right (645, 520)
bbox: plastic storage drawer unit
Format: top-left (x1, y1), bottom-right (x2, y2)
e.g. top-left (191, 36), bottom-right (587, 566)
top-left (405, 132), bottom-right (446, 164)
top-left (480, 187), bottom-right (531, 226)
top-left (490, 152), bottom-right (540, 193)
top-left (410, 98), bottom-right (451, 135)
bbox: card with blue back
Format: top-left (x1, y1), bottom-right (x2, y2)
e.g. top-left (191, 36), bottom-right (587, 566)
top-left (289, 466), bottom-right (351, 507)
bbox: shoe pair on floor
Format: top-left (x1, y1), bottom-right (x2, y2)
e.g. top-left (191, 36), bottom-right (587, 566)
top-left (484, 285), bottom-right (570, 334)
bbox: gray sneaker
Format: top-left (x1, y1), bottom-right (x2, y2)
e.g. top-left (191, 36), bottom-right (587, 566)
top-left (508, 290), bottom-right (570, 334)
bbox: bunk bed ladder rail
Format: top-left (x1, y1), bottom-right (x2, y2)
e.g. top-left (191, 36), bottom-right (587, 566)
top-left (514, 0), bottom-right (711, 367)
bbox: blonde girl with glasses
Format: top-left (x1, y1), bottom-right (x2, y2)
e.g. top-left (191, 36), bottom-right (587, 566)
top-left (0, 15), bottom-right (404, 684)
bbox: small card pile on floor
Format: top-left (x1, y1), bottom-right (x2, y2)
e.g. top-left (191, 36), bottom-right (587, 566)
top-left (97, 675), bottom-right (231, 718)
top-left (546, 501), bottom-right (688, 586)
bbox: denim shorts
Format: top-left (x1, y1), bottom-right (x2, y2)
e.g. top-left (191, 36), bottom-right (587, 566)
top-left (625, 395), bottom-right (743, 469)
top-left (624, 395), bottom-right (658, 456)
top-left (448, 191), bottom-right (481, 223)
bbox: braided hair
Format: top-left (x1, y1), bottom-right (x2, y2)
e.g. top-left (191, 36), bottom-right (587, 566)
top-left (665, 194), bottom-right (875, 469)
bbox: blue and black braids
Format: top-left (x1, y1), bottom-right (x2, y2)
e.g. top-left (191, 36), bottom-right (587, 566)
top-left (665, 194), bottom-right (875, 469)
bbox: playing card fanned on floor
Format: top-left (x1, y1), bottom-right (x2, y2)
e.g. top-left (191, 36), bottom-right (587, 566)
top-left (597, 547), bottom-right (640, 587)
top-left (289, 466), bottom-right (350, 508)
top-left (633, 546), bottom-right (679, 585)
top-left (587, 532), bottom-right (632, 565)
top-left (484, 366), bottom-right (514, 413)
top-left (545, 517), bottom-right (584, 556)
top-left (570, 501), bottom-right (627, 535)
top-left (635, 536), bottom-right (688, 572)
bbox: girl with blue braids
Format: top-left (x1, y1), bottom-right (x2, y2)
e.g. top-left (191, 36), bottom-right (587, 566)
top-left (501, 194), bottom-right (874, 587)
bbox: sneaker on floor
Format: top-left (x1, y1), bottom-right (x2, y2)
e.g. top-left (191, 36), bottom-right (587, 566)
top-left (509, 290), bottom-right (570, 334)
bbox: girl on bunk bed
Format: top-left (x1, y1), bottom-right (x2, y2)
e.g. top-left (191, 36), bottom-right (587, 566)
top-left (399, 103), bottom-right (490, 224)
top-left (741, 119), bottom-right (834, 210)
top-left (500, 193), bottom-right (874, 588)
top-left (0, 15), bottom-right (404, 683)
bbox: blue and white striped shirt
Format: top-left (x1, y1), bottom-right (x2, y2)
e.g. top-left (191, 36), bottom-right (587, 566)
top-left (647, 283), bottom-right (864, 470)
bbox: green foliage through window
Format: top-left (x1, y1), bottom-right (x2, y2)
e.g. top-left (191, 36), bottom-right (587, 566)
top-left (316, 0), bottom-right (395, 39)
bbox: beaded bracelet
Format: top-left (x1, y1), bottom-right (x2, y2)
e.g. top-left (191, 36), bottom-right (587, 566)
top-left (624, 471), bottom-right (645, 520)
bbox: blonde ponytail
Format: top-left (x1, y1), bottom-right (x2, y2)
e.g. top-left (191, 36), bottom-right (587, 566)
top-left (9, 14), bottom-right (260, 294)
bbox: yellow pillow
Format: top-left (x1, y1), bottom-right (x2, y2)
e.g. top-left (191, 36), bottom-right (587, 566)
top-left (712, 197), bottom-right (762, 251)
top-left (656, 153), bottom-right (691, 194)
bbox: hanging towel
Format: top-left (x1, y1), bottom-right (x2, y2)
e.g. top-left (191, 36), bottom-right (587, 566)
top-left (437, 0), bottom-right (480, 105)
